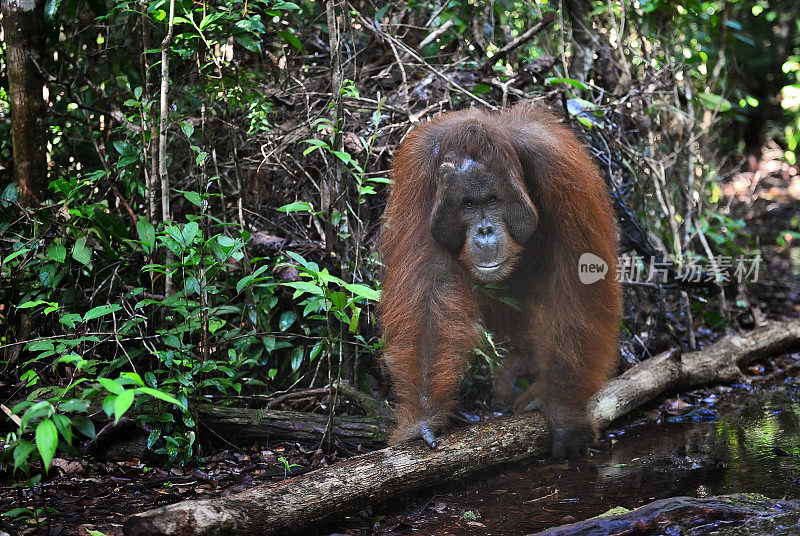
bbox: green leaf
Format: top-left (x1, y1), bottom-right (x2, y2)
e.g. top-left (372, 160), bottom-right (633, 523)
top-left (328, 291), bottom-right (347, 311)
top-left (289, 346), bottom-right (304, 372)
top-left (72, 237), bottom-right (92, 265)
top-left (236, 274), bottom-right (254, 294)
top-left (165, 224), bottom-right (183, 244)
top-left (278, 310), bottom-right (296, 331)
top-left (3, 507), bottom-right (34, 519)
top-left (26, 340), bottom-right (55, 353)
top-left (71, 416), bottom-right (96, 439)
top-left (349, 305), bottom-right (361, 333)
top-left (180, 122), bottom-right (194, 139)
top-left (144, 371), bottom-right (158, 388)
top-left (137, 218), bottom-right (156, 252)
top-left (278, 30), bottom-right (302, 51)
top-left (278, 201), bottom-right (313, 213)
top-left (160, 235), bottom-right (183, 256)
top-left (236, 265), bottom-right (271, 294)
top-left (182, 221), bottom-right (199, 245)
top-left (118, 155), bottom-right (138, 167)
top-left (147, 429), bottom-right (161, 449)
top-left (235, 18), bottom-right (266, 34)
top-left (121, 372), bottom-right (145, 386)
top-left (20, 401), bottom-right (51, 430)
top-left (374, 3), bottom-right (390, 19)
top-left (113, 140), bottom-right (136, 156)
top-left (546, 77), bottom-right (590, 91)
top-left (234, 34), bottom-right (262, 52)
top-left (697, 92), bottom-right (733, 112)
top-left (183, 191), bottom-right (202, 207)
top-left (217, 234), bottom-right (236, 248)
top-left (283, 280), bottom-right (324, 297)
top-left (136, 387), bottom-right (183, 407)
top-left (284, 250), bottom-right (317, 272)
top-left (18, 299), bottom-right (50, 310)
top-left (59, 313), bottom-right (82, 328)
top-left (309, 340), bottom-right (324, 361)
top-left (36, 420), bottom-right (58, 470)
top-left (100, 395), bottom-right (116, 418)
top-left (53, 414), bottom-right (73, 445)
top-left (47, 244), bottom-right (67, 263)
top-left (114, 389), bottom-right (135, 421)
top-left (184, 275), bottom-right (200, 296)
top-left (1, 182), bottom-right (19, 207)
top-left (98, 377), bottom-right (124, 395)
top-left (331, 150), bottom-right (352, 164)
top-left (198, 11), bottom-right (224, 31)
top-left (13, 440), bottom-right (36, 472)
top-left (84, 304), bottom-right (122, 321)
top-left (59, 399), bottom-right (89, 412)
top-left (3, 247), bottom-right (29, 263)
top-left (343, 282), bottom-right (380, 302)
top-left (301, 138), bottom-right (328, 155)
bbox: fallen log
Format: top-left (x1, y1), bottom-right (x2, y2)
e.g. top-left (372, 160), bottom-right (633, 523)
top-left (72, 381), bottom-right (392, 456)
top-left (2, 403), bottom-right (391, 452)
top-left (591, 317), bottom-right (800, 427)
top-left (123, 318), bottom-right (800, 536)
top-left (194, 380), bottom-right (393, 447)
top-left (196, 404), bottom-right (391, 447)
top-left (530, 494), bottom-right (800, 536)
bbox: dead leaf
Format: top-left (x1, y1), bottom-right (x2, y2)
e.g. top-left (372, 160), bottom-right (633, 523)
top-left (52, 458), bottom-right (85, 474)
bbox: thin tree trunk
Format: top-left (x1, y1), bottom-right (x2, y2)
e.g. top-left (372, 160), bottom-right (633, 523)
top-left (141, 6), bottom-right (158, 221)
top-left (323, 0), bottom-right (344, 257)
top-left (1, 0), bottom-right (47, 206)
top-left (563, 0), bottom-right (593, 80)
top-left (159, 0), bottom-right (175, 296)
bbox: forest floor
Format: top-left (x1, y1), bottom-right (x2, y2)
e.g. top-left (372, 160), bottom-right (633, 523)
top-left (1, 149), bottom-right (798, 536)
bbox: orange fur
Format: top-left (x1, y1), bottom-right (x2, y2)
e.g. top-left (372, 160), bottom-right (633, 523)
top-left (379, 104), bottom-right (622, 444)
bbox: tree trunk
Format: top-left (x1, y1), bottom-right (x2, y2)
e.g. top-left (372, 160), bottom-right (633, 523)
top-left (1, 0), bottom-right (47, 206)
top-left (563, 0), bottom-right (595, 81)
top-left (196, 404), bottom-right (391, 447)
top-left (122, 319), bottom-right (800, 536)
top-left (159, 0), bottom-right (175, 296)
top-left (322, 0), bottom-right (343, 257)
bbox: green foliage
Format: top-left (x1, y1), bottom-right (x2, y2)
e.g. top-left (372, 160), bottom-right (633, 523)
top-left (301, 86), bottom-right (390, 207)
top-left (697, 214), bottom-right (752, 256)
top-left (0, 0), bottom-right (384, 486)
top-left (781, 56), bottom-right (800, 163)
top-left (0, 23), bottom-right (343, 509)
top-left (277, 455), bottom-right (300, 479)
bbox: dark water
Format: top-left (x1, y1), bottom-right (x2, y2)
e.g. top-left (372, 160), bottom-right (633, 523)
top-left (372, 355), bottom-right (800, 535)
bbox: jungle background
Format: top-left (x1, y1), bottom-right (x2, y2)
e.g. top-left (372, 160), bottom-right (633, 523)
top-left (1, 0), bottom-right (800, 533)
